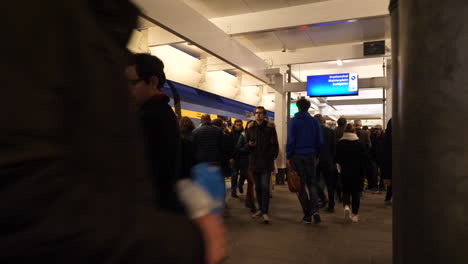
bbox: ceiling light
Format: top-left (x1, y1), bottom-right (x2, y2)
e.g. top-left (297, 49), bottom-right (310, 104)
top-left (336, 60), bottom-right (343, 66)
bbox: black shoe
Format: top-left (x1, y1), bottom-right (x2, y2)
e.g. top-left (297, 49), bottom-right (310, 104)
top-left (313, 213), bottom-right (321, 224)
top-left (238, 185), bottom-right (244, 194)
top-left (326, 207), bottom-right (335, 213)
top-left (231, 193), bottom-right (239, 198)
top-left (302, 215), bottom-right (312, 224)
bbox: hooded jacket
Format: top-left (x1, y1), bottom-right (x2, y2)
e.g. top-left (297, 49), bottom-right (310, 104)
top-left (286, 112), bottom-right (323, 159)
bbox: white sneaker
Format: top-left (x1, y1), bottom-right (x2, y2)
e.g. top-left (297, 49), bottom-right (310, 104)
top-left (262, 214), bottom-right (270, 224)
top-left (251, 210), bottom-right (262, 219)
top-left (344, 206), bottom-right (351, 220)
top-left (351, 214), bottom-right (359, 223)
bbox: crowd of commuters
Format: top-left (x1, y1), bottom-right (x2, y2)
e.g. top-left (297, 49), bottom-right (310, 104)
top-left (1, 1), bottom-right (393, 261)
top-left (286, 99), bottom-right (393, 224)
top-left (180, 95), bottom-right (393, 227)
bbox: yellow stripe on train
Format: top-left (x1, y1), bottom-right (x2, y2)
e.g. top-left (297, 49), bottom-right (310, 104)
top-left (172, 107), bottom-right (249, 127)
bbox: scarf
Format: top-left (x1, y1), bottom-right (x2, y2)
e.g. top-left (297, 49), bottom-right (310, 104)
top-left (340, 132), bottom-right (359, 141)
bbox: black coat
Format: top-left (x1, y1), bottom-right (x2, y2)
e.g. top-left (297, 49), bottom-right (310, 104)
top-left (139, 94), bottom-right (185, 213)
top-left (192, 124), bottom-right (223, 164)
top-left (235, 133), bottom-right (250, 167)
top-left (319, 125), bottom-right (336, 165)
top-left (382, 119), bottom-right (393, 180)
top-left (180, 133), bottom-right (195, 180)
top-left (336, 137), bottom-right (367, 192)
top-left (371, 133), bottom-right (385, 167)
top-left (355, 127), bottom-right (371, 150)
top-left (0, 1), bottom-right (204, 263)
top-left (227, 129), bottom-right (243, 160)
top-left (245, 120), bottom-right (279, 172)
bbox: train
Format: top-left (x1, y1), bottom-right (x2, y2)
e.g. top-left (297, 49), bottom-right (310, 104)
top-left (162, 80), bottom-right (275, 127)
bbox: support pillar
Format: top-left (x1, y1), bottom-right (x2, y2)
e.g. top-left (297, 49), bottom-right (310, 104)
top-left (274, 75), bottom-right (287, 185)
top-left (396, 1), bottom-right (468, 263)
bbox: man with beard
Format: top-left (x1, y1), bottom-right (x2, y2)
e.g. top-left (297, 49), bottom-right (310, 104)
top-left (246, 107), bottom-right (279, 224)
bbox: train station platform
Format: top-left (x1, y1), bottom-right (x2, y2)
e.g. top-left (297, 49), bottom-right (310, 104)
top-left (224, 185), bottom-right (392, 264)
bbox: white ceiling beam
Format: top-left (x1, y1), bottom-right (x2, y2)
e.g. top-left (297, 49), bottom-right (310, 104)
top-left (147, 27), bottom-right (184, 47)
top-left (258, 41), bottom-right (391, 66)
top-left (132, 0), bottom-right (270, 84)
top-left (210, 0), bottom-right (389, 35)
top-left (284, 77), bottom-right (386, 92)
top-left (206, 57), bottom-right (236, 72)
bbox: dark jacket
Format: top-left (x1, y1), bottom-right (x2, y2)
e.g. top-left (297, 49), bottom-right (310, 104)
top-left (319, 125), bottom-right (336, 164)
top-left (180, 132), bottom-right (195, 179)
top-left (382, 119), bottom-right (393, 180)
top-left (139, 94), bottom-right (184, 212)
top-left (222, 131), bottom-right (234, 160)
top-left (246, 120), bottom-right (279, 172)
top-left (227, 129), bottom-right (243, 160)
top-left (355, 127), bottom-right (371, 150)
top-left (235, 133), bottom-right (250, 165)
top-left (192, 124), bottom-right (223, 164)
top-left (0, 1), bottom-right (204, 263)
top-left (286, 112), bottom-right (323, 159)
top-left (336, 133), bottom-right (367, 192)
top-left (371, 133), bottom-right (385, 166)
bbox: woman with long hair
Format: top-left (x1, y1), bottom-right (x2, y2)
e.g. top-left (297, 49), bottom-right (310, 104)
top-left (335, 123), bottom-right (366, 223)
top-left (180, 116), bottom-right (196, 141)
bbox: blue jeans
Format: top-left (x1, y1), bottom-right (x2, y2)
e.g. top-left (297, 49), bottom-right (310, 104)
top-left (252, 171), bottom-right (271, 215)
top-left (292, 155), bottom-right (319, 217)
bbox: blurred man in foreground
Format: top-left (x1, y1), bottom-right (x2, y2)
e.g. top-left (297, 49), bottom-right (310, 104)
top-left (0, 1), bottom-right (224, 263)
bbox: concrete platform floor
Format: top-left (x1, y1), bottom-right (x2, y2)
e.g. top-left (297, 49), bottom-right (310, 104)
top-left (224, 185), bottom-right (392, 264)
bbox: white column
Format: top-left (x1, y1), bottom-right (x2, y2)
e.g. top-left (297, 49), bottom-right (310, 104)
top-left (273, 75), bottom-right (287, 169)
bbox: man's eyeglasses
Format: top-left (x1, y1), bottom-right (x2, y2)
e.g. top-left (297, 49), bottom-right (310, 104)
top-left (255, 112), bottom-right (264, 115)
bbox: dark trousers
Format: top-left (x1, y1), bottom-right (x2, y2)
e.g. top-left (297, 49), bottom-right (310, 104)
top-left (335, 169), bottom-right (343, 202)
top-left (253, 171), bottom-right (271, 214)
top-left (292, 155), bottom-right (319, 217)
top-left (231, 161), bottom-right (247, 194)
top-left (366, 160), bottom-right (378, 189)
top-left (375, 164), bottom-right (385, 191)
top-left (343, 191), bottom-right (360, 215)
top-left (385, 185), bottom-right (393, 201)
top-left (317, 161), bottom-right (337, 209)
top-left (317, 172), bottom-right (327, 204)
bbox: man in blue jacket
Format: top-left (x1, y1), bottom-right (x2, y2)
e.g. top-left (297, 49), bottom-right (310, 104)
top-left (286, 98), bottom-right (323, 224)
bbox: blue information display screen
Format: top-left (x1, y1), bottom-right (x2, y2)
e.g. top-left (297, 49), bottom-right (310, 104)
top-left (307, 73), bottom-right (359, 97)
